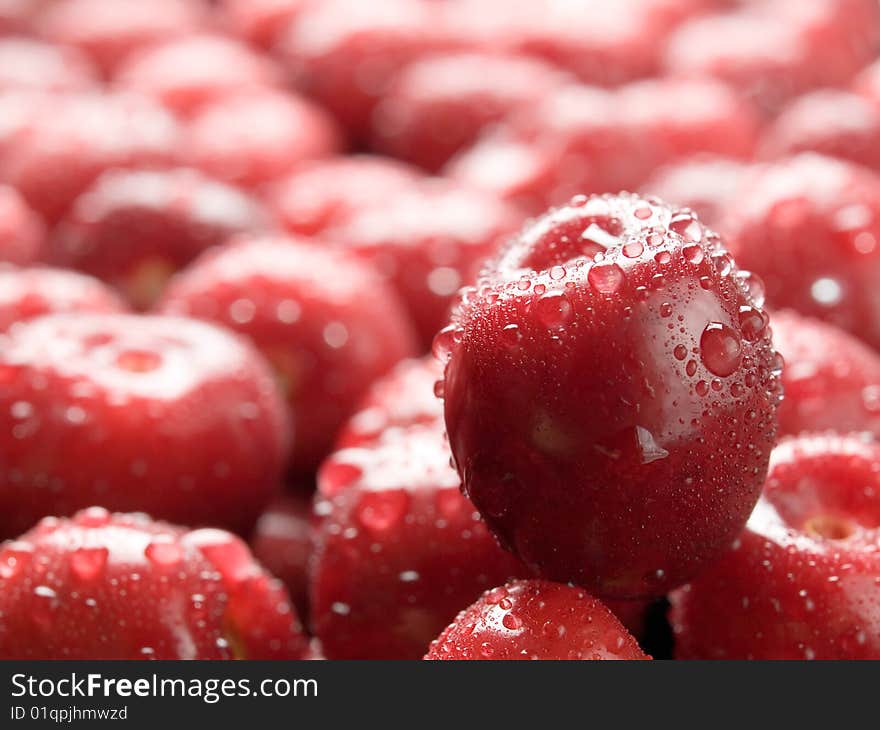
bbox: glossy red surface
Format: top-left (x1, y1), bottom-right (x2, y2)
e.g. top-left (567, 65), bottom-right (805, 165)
top-left (425, 579), bottom-right (649, 660)
top-left (159, 235), bottom-right (418, 471)
top-left (441, 193), bottom-right (781, 597)
top-left (725, 154), bottom-right (880, 350)
top-left (671, 434), bottom-right (880, 659)
top-left (313, 422), bottom-right (527, 659)
top-left (0, 508), bottom-right (308, 659)
top-left (0, 313), bottom-right (288, 537)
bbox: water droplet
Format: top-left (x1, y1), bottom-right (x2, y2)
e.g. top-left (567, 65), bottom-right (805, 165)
top-left (700, 322), bottom-right (742, 377)
top-left (696, 380), bottom-right (709, 396)
top-left (673, 344), bottom-right (687, 361)
top-left (549, 265), bottom-right (566, 280)
top-left (588, 262), bottom-right (625, 295)
top-left (501, 323), bottom-right (522, 349)
top-left (116, 349), bottom-right (161, 373)
top-left (682, 244), bottom-right (704, 265)
top-left (432, 325), bottom-right (459, 361)
top-left (654, 251), bottom-right (672, 265)
top-left (331, 601), bottom-right (350, 616)
top-left (670, 214), bottom-right (702, 242)
top-left (535, 292), bottom-right (573, 329)
top-left (622, 240), bottom-right (644, 258)
top-left (811, 277), bottom-right (843, 306)
top-left (635, 426), bottom-right (668, 464)
top-left (581, 223), bottom-right (619, 249)
top-left (659, 302), bottom-right (673, 318)
top-left (738, 305), bottom-right (768, 341)
top-left (276, 299), bottom-right (301, 324)
top-left (70, 546), bottom-right (108, 581)
top-left (736, 271), bottom-right (766, 308)
top-left (502, 613), bottom-right (523, 631)
top-left (185, 529), bottom-right (252, 584)
top-left (229, 298), bottom-right (256, 324)
top-left (323, 321), bottom-right (349, 349)
top-left (686, 359), bottom-right (698, 377)
top-left (10, 401), bottom-right (32, 419)
top-left (356, 491), bottom-right (410, 533)
top-left (711, 253), bottom-right (732, 277)
top-left (863, 385), bottom-right (880, 413)
top-left (0, 542), bottom-right (33, 579)
top-left (75, 507), bottom-right (110, 527)
top-left (634, 206), bottom-right (653, 220)
top-left (145, 539), bottom-right (184, 568)
top-left (433, 379), bottom-right (445, 398)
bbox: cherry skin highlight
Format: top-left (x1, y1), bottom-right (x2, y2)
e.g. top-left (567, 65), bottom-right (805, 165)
top-left (267, 155), bottom-right (424, 238)
top-left (440, 193), bottom-right (781, 598)
top-left (0, 267), bottom-right (127, 334)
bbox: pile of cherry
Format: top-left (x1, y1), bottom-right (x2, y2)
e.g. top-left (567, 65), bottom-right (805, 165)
top-left (1, 0), bottom-right (880, 661)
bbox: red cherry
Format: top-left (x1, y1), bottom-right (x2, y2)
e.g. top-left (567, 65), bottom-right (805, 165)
top-left (268, 155), bottom-right (424, 238)
top-left (0, 508), bottom-right (308, 659)
top-left (724, 154), bottom-right (880, 350)
top-left (616, 77), bottom-right (759, 162)
top-left (0, 0), bottom-right (44, 35)
top-left (441, 193), bottom-right (781, 598)
top-left (326, 179), bottom-right (524, 345)
top-left (760, 90), bottom-right (880, 172)
top-left (50, 167), bottom-right (273, 309)
top-left (0, 313), bottom-right (288, 538)
top-left (425, 579), bottom-right (649, 660)
top-left (158, 234), bottom-right (418, 471)
top-left (185, 89), bottom-right (343, 189)
top-left (277, 0), bottom-right (460, 137)
top-left (336, 356), bottom-right (442, 448)
top-left (0, 267), bottom-right (126, 333)
top-left (0, 37), bottom-right (98, 92)
top-left (448, 78), bottom-right (757, 216)
top-left (250, 493), bottom-right (312, 622)
top-left (114, 34), bottom-right (283, 118)
top-left (664, 1), bottom-right (879, 115)
top-left (771, 310), bottom-right (880, 438)
top-left (313, 421), bottom-right (527, 659)
top-left (36, 0), bottom-right (206, 77)
top-left (640, 156), bottom-right (751, 232)
top-left (444, 0), bottom-right (682, 87)
top-left (371, 52), bottom-right (568, 172)
top-left (0, 91), bottom-right (182, 223)
top-left (671, 433), bottom-right (880, 659)
top-left (0, 184), bottom-right (46, 266)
